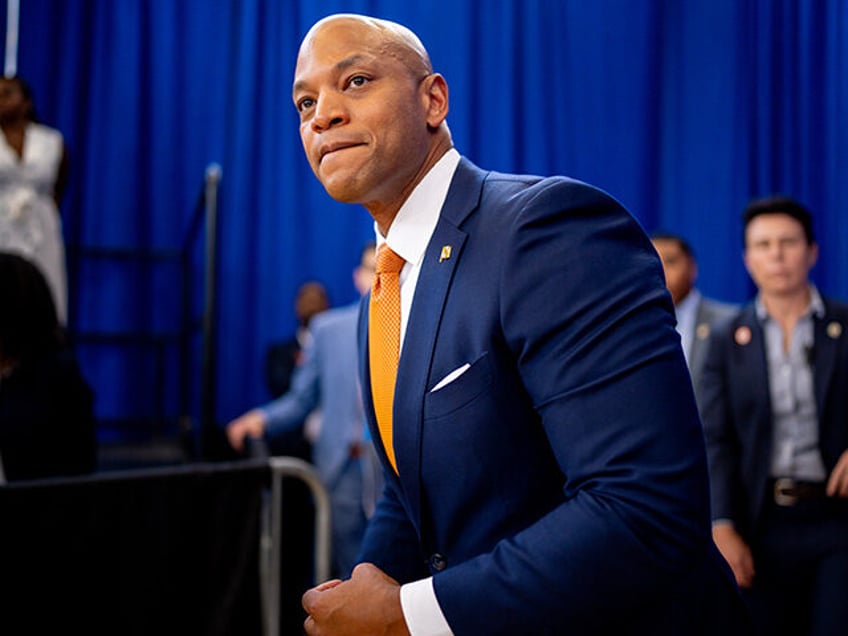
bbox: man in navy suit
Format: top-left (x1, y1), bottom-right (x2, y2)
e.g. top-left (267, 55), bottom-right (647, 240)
top-left (698, 196), bottom-right (848, 636)
top-left (294, 14), bottom-right (747, 635)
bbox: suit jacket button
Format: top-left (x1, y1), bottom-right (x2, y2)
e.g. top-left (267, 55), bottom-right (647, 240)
top-left (430, 553), bottom-right (447, 572)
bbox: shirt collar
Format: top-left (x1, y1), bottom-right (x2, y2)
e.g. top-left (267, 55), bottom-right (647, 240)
top-left (675, 287), bottom-right (701, 317)
top-left (755, 284), bottom-right (825, 322)
top-left (375, 148), bottom-right (461, 266)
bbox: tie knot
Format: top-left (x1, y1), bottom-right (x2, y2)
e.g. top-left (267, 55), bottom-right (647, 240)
top-left (376, 243), bottom-right (405, 275)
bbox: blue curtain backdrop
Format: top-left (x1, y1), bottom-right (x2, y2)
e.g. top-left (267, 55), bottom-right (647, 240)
top-left (4, 0), bottom-right (847, 444)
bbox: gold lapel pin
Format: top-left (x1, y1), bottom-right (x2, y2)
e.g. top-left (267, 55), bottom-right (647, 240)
top-left (827, 321), bottom-right (842, 339)
top-left (734, 326), bottom-right (752, 346)
top-left (439, 245), bottom-right (452, 262)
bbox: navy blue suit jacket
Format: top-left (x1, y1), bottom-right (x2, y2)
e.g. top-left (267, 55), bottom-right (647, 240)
top-left (358, 158), bottom-right (745, 635)
top-left (698, 298), bottom-right (848, 538)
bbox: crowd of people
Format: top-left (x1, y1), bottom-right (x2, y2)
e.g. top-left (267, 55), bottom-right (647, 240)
top-left (650, 201), bottom-right (848, 635)
top-left (0, 75), bottom-right (92, 484)
top-left (1, 12), bottom-right (847, 636)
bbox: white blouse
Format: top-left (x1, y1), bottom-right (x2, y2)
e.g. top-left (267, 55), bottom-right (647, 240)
top-left (0, 122), bottom-right (67, 323)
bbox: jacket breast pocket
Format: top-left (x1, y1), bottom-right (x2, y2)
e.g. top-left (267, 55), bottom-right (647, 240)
top-left (424, 352), bottom-right (493, 420)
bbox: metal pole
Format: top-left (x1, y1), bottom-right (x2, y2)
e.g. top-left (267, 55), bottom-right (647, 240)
top-left (264, 457), bottom-right (332, 636)
top-left (200, 163), bottom-right (221, 457)
top-left (4, 0), bottom-right (19, 77)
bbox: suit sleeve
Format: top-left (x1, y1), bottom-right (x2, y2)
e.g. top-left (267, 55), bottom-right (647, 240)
top-left (433, 181), bottom-right (716, 633)
top-left (261, 329), bottom-right (321, 439)
top-left (697, 322), bottom-right (746, 526)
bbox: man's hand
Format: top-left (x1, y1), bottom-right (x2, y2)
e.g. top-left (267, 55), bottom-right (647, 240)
top-left (302, 563), bottom-right (409, 636)
top-left (225, 409), bottom-right (266, 452)
top-left (826, 449), bottom-right (848, 497)
top-left (712, 522), bottom-right (755, 589)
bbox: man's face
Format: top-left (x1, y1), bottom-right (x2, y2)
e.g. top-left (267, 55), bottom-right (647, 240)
top-left (743, 213), bottom-right (817, 297)
top-left (292, 19), bottom-right (431, 210)
top-left (652, 239), bottom-right (696, 305)
top-left (294, 283), bottom-right (329, 326)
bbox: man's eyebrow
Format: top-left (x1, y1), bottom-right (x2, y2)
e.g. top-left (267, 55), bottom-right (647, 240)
top-left (293, 54), bottom-right (374, 94)
top-left (336, 54), bottom-right (371, 71)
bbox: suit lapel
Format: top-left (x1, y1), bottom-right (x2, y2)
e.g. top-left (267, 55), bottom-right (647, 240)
top-left (734, 308), bottom-right (773, 461)
top-left (688, 300), bottom-right (708, 377)
top-left (812, 307), bottom-right (839, 432)
top-left (390, 158), bottom-right (485, 529)
top-left (357, 295), bottom-right (384, 465)
top-left (392, 221), bottom-right (467, 528)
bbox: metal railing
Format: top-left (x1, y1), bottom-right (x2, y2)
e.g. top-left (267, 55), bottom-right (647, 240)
top-left (67, 164), bottom-right (222, 455)
top-left (1, 455), bottom-right (331, 634)
top-left (261, 456), bottom-right (332, 636)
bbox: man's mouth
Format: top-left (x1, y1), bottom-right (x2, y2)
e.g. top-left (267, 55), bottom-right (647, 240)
top-left (319, 141), bottom-right (365, 163)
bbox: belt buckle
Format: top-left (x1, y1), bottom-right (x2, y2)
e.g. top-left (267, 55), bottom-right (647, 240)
top-left (774, 477), bottom-right (798, 507)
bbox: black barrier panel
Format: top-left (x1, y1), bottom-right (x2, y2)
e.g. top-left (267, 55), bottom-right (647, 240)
top-left (0, 461), bottom-right (268, 636)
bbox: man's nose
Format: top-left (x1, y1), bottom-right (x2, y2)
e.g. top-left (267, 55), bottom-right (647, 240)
top-left (311, 92), bottom-right (348, 132)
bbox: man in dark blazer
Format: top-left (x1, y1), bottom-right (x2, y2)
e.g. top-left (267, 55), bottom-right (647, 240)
top-left (294, 14), bottom-right (747, 635)
top-left (651, 231), bottom-right (738, 390)
top-left (264, 280), bottom-right (329, 398)
top-left (698, 196), bottom-right (848, 636)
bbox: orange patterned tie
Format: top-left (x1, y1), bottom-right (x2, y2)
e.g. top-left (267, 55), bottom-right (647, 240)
top-left (369, 243), bottom-right (405, 473)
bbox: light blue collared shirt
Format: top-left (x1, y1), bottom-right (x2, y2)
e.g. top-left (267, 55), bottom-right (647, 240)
top-left (756, 285), bottom-right (827, 481)
top-left (674, 288), bottom-right (702, 364)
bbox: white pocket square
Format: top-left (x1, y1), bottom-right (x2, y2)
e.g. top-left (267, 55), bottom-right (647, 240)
top-left (430, 363), bottom-right (471, 392)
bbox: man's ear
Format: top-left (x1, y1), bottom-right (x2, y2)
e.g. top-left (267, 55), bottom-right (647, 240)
top-left (421, 73), bottom-right (449, 129)
top-left (807, 242), bottom-right (819, 270)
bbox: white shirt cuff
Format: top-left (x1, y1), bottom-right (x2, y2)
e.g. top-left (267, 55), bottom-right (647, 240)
top-left (400, 577), bottom-right (453, 636)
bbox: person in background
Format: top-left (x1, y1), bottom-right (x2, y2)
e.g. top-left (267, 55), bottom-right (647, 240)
top-left (262, 279), bottom-right (329, 459)
top-left (651, 231), bottom-right (737, 390)
top-left (265, 280), bottom-right (329, 398)
top-left (226, 283), bottom-right (328, 633)
top-left (293, 13), bottom-right (747, 635)
top-left (699, 195), bottom-right (848, 636)
top-left (228, 242), bottom-right (380, 578)
top-left (0, 251), bottom-right (95, 482)
top-left (0, 76), bottom-right (69, 324)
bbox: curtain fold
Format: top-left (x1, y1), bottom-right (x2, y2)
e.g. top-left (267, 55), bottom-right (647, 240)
top-left (6, 0), bottom-right (846, 440)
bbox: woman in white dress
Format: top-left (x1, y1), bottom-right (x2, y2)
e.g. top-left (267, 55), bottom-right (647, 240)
top-left (0, 76), bottom-right (69, 323)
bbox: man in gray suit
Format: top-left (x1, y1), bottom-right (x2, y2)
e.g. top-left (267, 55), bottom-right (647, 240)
top-left (651, 232), bottom-right (737, 389)
top-left (227, 242), bottom-right (378, 577)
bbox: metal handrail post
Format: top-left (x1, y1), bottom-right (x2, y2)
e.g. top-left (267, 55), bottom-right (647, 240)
top-left (200, 163), bottom-right (221, 457)
top-left (263, 457), bottom-right (332, 636)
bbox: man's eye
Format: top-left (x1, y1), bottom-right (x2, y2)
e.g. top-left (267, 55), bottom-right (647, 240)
top-left (348, 75), bottom-right (368, 88)
top-left (297, 98), bottom-right (314, 112)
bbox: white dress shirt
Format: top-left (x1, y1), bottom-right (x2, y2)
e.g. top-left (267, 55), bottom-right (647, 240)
top-left (375, 147), bottom-right (460, 636)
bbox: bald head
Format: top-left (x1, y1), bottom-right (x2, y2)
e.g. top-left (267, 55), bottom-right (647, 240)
top-left (299, 14), bottom-right (433, 82)
top-left (292, 13), bottom-right (452, 231)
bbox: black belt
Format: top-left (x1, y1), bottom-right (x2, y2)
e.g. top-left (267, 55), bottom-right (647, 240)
top-left (771, 477), bottom-right (828, 507)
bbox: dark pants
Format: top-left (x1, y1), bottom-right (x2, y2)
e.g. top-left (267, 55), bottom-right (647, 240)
top-left (747, 496), bottom-right (848, 636)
